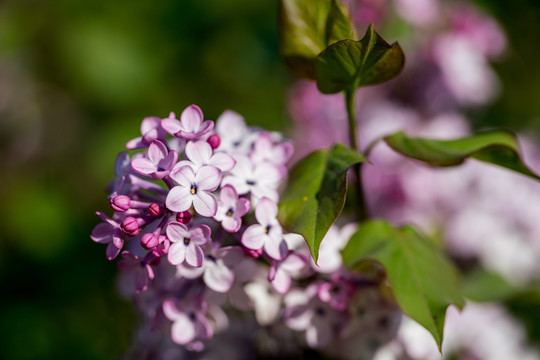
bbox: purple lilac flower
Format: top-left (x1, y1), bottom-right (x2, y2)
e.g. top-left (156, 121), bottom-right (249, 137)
top-left (166, 222), bottom-right (211, 267)
top-left (161, 105), bottom-right (214, 140)
top-left (117, 251), bottom-right (156, 293)
top-left (131, 140), bottom-right (178, 179)
top-left (268, 251), bottom-right (308, 294)
top-left (213, 184), bottom-right (250, 233)
top-left (162, 298), bottom-right (213, 346)
top-left (250, 132), bottom-right (294, 166)
top-left (166, 165), bottom-right (222, 217)
top-left (126, 116), bottom-right (168, 149)
top-left (242, 197), bottom-right (288, 261)
top-left (214, 110), bottom-right (252, 154)
top-left (90, 211), bottom-right (124, 260)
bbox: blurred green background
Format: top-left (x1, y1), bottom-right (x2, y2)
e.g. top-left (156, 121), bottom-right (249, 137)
top-left (0, 0), bottom-right (539, 359)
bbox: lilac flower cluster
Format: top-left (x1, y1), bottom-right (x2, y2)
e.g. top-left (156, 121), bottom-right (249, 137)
top-left (91, 105), bottom-right (400, 358)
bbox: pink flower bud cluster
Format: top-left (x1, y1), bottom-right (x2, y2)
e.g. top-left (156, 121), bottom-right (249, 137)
top-left (91, 105), bottom-right (400, 358)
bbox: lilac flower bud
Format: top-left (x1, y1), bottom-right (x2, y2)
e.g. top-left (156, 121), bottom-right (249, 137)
top-left (243, 247), bottom-right (263, 258)
top-left (110, 195), bottom-right (131, 212)
top-left (207, 134), bottom-right (221, 149)
top-left (176, 211), bottom-right (192, 224)
top-left (121, 216), bottom-right (141, 236)
top-left (148, 203), bottom-right (161, 216)
top-left (141, 233), bottom-right (159, 250)
top-left (152, 236), bottom-right (170, 257)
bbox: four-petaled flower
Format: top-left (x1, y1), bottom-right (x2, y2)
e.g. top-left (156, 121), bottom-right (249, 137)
top-left (162, 298), bottom-right (213, 345)
top-left (131, 140), bottom-right (178, 179)
top-left (161, 105), bottom-right (214, 140)
top-left (242, 197), bottom-right (288, 260)
top-left (126, 116), bottom-right (168, 149)
top-left (213, 184), bottom-right (250, 232)
top-left (167, 222), bottom-right (211, 267)
top-left (166, 165), bottom-right (222, 217)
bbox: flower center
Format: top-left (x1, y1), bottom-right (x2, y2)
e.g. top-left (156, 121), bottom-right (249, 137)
top-left (226, 208), bottom-right (234, 217)
top-left (264, 225), bottom-right (271, 234)
top-left (190, 184), bottom-right (197, 195)
top-left (206, 254), bottom-right (217, 263)
top-left (246, 180), bottom-right (256, 186)
top-left (315, 306), bottom-right (326, 317)
top-left (183, 237), bottom-right (190, 246)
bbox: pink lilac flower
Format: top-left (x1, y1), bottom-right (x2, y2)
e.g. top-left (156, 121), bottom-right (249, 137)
top-left (162, 298), bottom-right (213, 345)
top-left (242, 197), bottom-right (288, 261)
top-left (166, 222), bottom-right (211, 267)
top-left (250, 131), bottom-right (294, 166)
top-left (177, 246), bottom-right (243, 293)
top-left (317, 276), bottom-right (355, 311)
top-left (222, 154), bottom-right (283, 202)
top-left (90, 211), bottom-right (124, 260)
top-left (166, 165), bottom-right (222, 217)
top-left (213, 184), bottom-right (250, 233)
top-left (117, 251), bottom-right (156, 293)
top-left (177, 140), bottom-right (235, 172)
top-left (131, 140), bottom-right (178, 179)
top-left (284, 285), bottom-right (345, 348)
top-left (268, 251), bottom-right (308, 294)
top-left (161, 105), bottom-right (214, 140)
top-left (126, 116), bottom-right (168, 149)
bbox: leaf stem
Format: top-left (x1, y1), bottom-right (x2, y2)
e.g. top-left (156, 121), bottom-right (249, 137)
top-left (345, 88), bottom-right (369, 221)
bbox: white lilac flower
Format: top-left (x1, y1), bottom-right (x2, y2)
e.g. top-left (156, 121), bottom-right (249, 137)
top-left (177, 140), bottom-right (236, 172)
top-left (222, 154), bottom-right (283, 203)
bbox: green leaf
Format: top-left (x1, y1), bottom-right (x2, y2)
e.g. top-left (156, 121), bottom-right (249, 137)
top-left (462, 268), bottom-right (519, 302)
top-left (384, 130), bottom-right (540, 180)
top-left (278, 144), bottom-right (367, 262)
top-left (279, 0), bottom-right (354, 80)
top-left (316, 24), bottom-right (405, 94)
top-left (342, 220), bottom-right (465, 351)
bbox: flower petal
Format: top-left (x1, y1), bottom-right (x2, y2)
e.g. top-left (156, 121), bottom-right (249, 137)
top-left (221, 216), bottom-right (241, 233)
top-left (147, 140), bottom-right (168, 164)
top-left (204, 261), bottom-right (235, 293)
top-left (169, 165), bottom-right (196, 188)
top-left (166, 186), bottom-right (192, 212)
top-left (264, 237), bottom-right (288, 261)
top-left (163, 299), bottom-right (182, 320)
top-left (131, 157), bottom-right (157, 176)
top-left (91, 223), bottom-right (113, 244)
top-left (241, 225), bottom-right (266, 250)
top-left (171, 313), bottom-right (196, 345)
top-left (166, 222), bottom-right (189, 243)
top-left (161, 113), bottom-right (182, 135)
top-left (255, 197), bottom-right (278, 226)
top-left (106, 242), bottom-right (121, 260)
top-left (189, 225), bottom-right (211, 245)
top-left (219, 185), bottom-right (238, 207)
top-left (221, 175), bottom-right (249, 195)
top-left (195, 166), bottom-right (222, 191)
top-left (271, 268), bottom-right (292, 294)
top-left (209, 152), bottom-right (236, 172)
top-left (159, 150), bottom-right (178, 172)
top-left (168, 242), bottom-right (187, 265)
top-left (180, 105), bottom-right (203, 132)
top-left (186, 244), bottom-right (205, 267)
top-left (186, 140), bottom-right (212, 168)
top-left (193, 191), bottom-right (217, 217)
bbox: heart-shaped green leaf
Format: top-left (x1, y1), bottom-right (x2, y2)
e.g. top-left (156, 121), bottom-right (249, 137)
top-left (279, 0), bottom-right (354, 80)
top-left (342, 220), bottom-right (465, 351)
top-left (384, 130), bottom-right (540, 180)
top-left (316, 24), bottom-right (405, 94)
top-left (278, 144), bottom-right (367, 262)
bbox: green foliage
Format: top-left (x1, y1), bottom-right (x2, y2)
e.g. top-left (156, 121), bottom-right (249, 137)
top-left (384, 130), bottom-right (540, 180)
top-left (279, 0), bottom-right (354, 79)
top-left (342, 220), bottom-right (465, 351)
top-left (278, 144), bottom-right (366, 262)
top-left (462, 268), bottom-right (519, 302)
top-left (316, 25), bottom-right (405, 94)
